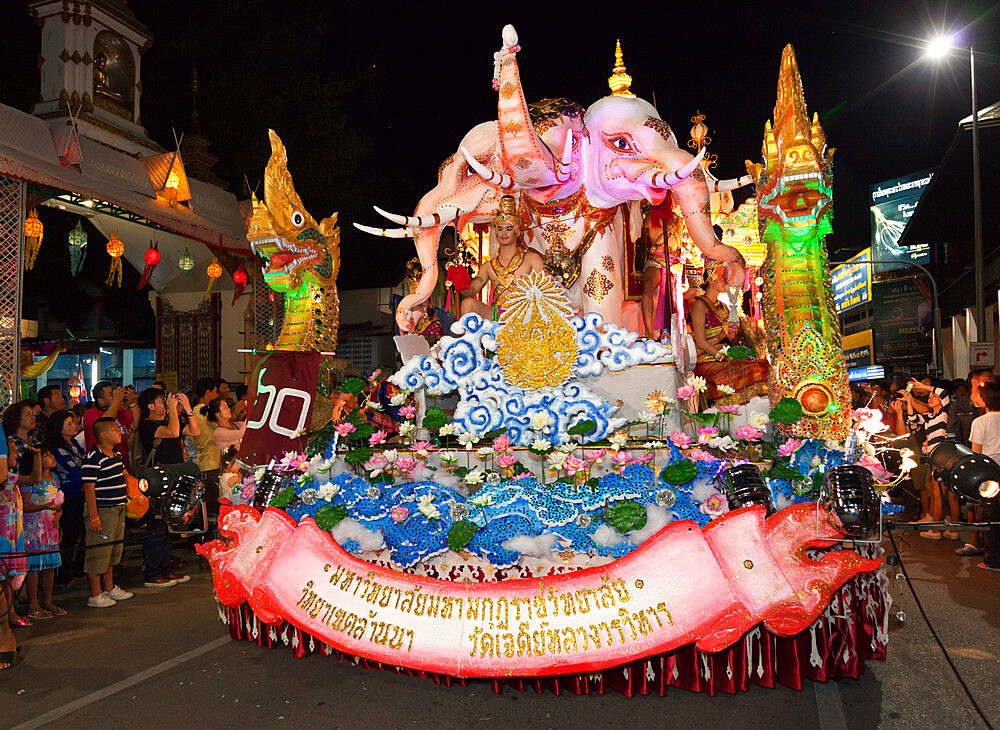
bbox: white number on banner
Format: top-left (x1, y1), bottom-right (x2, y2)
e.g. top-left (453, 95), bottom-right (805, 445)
top-left (247, 367), bottom-right (312, 437)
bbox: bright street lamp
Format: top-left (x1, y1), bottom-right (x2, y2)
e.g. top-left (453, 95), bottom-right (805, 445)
top-left (923, 34), bottom-right (985, 339)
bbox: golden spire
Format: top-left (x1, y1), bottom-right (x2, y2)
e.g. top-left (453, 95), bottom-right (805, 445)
top-left (608, 39), bottom-right (635, 97)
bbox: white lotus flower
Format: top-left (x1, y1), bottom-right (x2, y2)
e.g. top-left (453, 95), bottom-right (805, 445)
top-left (718, 384), bottom-right (736, 396)
top-left (547, 452), bottom-right (567, 470)
top-left (476, 446), bottom-right (493, 457)
top-left (609, 432), bottom-right (629, 451)
top-left (418, 494), bottom-right (440, 519)
top-left (382, 449), bottom-right (398, 463)
top-left (709, 435), bottom-right (736, 451)
top-left (471, 493), bottom-right (492, 506)
top-left (463, 468), bottom-right (485, 485)
top-left (398, 421), bottom-right (416, 437)
top-left (316, 482), bottom-right (340, 501)
top-left (748, 412), bottom-right (770, 429)
top-left (458, 431), bottom-right (478, 450)
top-left (389, 392), bottom-right (408, 406)
top-left (438, 450), bottom-right (458, 465)
top-left (635, 410), bottom-right (658, 424)
top-left (438, 423), bottom-right (457, 436)
top-left (531, 438), bottom-right (551, 451)
top-left (530, 411), bottom-right (555, 430)
top-left (687, 376), bottom-right (708, 393)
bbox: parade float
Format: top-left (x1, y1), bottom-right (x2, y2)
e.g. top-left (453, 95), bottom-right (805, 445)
top-left (197, 32), bottom-right (908, 696)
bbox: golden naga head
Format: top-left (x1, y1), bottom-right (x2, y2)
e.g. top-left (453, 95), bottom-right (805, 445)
top-left (247, 130), bottom-right (340, 293)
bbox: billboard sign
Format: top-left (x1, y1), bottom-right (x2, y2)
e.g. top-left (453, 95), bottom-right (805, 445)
top-left (872, 278), bottom-right (932, 361)
top-left (842, 329), bottom-right (874, 369)
top-left (870, 171), bottom-right (933, 273)
top-left (831, 249), bottom-right (871, 313)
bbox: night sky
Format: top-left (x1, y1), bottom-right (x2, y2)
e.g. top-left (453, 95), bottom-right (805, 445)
top-left (1, 0), bottom-right (998, 290)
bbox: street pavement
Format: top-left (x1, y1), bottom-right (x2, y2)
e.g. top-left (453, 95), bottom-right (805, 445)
top-left (1, 532), bottom-right (997, 730)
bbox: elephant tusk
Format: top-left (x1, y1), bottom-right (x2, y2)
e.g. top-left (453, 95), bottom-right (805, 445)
top-left (710, 174), bottom-right (754, 193)
top-left (650, 147), bottom-right (707, 188)
top-left (461, 146), bottom-right (515, 190)
top-left (372, 205), bottom-right (460, 229)
top-left (352, 222), bottom-right (414, 238)
top-left (554, 129), bottom-right (574, 183)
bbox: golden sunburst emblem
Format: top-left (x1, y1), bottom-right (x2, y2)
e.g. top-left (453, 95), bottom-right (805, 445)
top-left (495, 270), bottom-right (578, 390)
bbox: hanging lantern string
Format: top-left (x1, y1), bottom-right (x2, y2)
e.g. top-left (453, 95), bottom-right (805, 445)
top-left (105, 230), bottom-right (124, 287)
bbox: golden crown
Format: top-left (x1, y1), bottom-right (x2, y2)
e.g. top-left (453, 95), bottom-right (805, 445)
top-left (491, 195), bottom-right (519, 226)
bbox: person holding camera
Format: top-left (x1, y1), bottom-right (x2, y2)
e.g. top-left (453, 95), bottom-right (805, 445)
top-left (83, 382), bottom-right (136, 474)
top-left (136, 388), bottom-right (200, 588)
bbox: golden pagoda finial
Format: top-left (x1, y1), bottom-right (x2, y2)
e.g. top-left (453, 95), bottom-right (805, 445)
top-left (608, 39), bottom-right (635, 97)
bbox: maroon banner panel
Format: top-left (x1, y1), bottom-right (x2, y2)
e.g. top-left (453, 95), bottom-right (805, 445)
top-left (238, 351), bottom-right (320, 466)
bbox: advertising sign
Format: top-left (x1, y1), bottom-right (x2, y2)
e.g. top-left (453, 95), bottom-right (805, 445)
top-left (872, 279), bottom-right (932, 361)
top-left (842, 330), bottom-right (874, 369)
top-left (832, 249), bottom-right (871, 313)
top-left (848, 365), bottom-right (885, 382)
top-left (870, 171), bottom-right (933, 273)
top-left (238, 351), bottom-right (320, 466)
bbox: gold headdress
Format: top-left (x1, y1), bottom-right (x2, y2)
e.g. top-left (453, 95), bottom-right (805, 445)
top-left (404, 257), bottom-right (423, 295)
top-left (491, 195), bottom-right (520, 228)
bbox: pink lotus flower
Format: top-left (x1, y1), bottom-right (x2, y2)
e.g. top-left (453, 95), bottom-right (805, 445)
top-left (676, 384), bottom-right (697, 400)
top-left (583, 449), bottom-right (606, 462)
top-left (492, 434), bottom-right (513, 454)
top-left (778, 438), bottom-right (804, 457)
top-left (699, 492), bottom-right (729, 518)
top-left (278, 452), bottom-right (307, 470)
top-left (858, 453), bottom-right (893, 483)
top-left (369, 430), bottom-right (388, 446)
top-left (334, 422), bottom-right (356, 437)
top-left (368, 369), bottom-right (382, 382)
top-left (853, 408), bottom-right (888, 434)
top-left (411, 440), bottom-right (432, 458)
top-left (395, 455), bottom-right (419, 473)
top-left (734, 425), bottom-right (763, 441)
top-left (390, 505), bottom-right (410, 523)
top-left (363, 455), bottom-right (389, 473)
top-left (697, 426), bottom-right (719, 445)
top-left (398, 405), bottom-right (417, 419)
top-left (634, 452), bottom-right (654, 463)
top-left (670, 431), bottom-right (693, 448)
top-left (564, 455), bottom-right (588, 476)
top-left (688, 449), bottom-right (715, 462)
top-left (610, 450), bottom-right (634, 473)
top-left (718, 405), bottom-right (740, 414)
top-left (496, 453), bottom-right (517, 468)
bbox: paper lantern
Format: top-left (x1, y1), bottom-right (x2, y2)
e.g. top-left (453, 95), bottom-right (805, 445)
top-left (231, 263), bottom-right (248, 305)
top-left (105, 231), bottom-right (124, 287)
top-left (24, 209), bottom-right (43, 239)
top-left (68, 373), bottom-right (82, 401)
top-left (68, 219), bottom-right (88, 276)
top-left (137, 240), bottom-right (160, 290)
top-left (24, 208), bottom-right (43, 270)
top-left (178, 247), bottom-right (195, 272)
top-left (204, 256), bottom-right (222, 300)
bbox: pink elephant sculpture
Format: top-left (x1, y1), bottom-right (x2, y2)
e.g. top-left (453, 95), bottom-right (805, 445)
top-left (356, 25), bottom-right (749, 333)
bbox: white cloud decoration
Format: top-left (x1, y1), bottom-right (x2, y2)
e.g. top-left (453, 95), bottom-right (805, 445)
top-left (389, 312), bottom-right (672, 446)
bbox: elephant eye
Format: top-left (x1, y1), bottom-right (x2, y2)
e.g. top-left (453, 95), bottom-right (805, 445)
top-left (604, 134), bottom-right (636, 153)
top-left (291, 211), bottom-right (304, 227)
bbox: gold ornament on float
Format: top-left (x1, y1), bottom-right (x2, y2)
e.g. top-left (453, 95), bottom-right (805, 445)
top-left (495, 270), bottom-right (578, 390)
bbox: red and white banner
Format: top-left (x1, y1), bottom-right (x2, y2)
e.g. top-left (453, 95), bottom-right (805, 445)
top-left (238, 351), bottom-right (320, 466)
top-left (198, 504), bottom-right (880, 678)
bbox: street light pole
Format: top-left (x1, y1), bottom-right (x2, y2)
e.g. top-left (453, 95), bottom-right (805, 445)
top-left (969, 45), bottom-right (985, 338)
top-left (831, 258), bottom-right (943, 377)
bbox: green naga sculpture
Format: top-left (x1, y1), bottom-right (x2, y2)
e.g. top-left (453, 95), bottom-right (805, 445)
top-left (247, 130), bottom-right (341, 421)
top-left (751, 45), bottom-right (850, 440)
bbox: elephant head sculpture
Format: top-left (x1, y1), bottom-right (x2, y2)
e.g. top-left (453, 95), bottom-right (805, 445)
top-left (357, 25), bottom-right (749, 332)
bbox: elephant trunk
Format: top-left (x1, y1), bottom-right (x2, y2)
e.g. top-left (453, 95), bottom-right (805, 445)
top-left (396, 227), bottom-right (441, 332)
top-left (495, 26), bottom-right (557, 190)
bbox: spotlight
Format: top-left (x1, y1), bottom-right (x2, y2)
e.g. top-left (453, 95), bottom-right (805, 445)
top-left (252, 469), bottom-right (291, 510)
top-left (821, 465), bottom-right (880, 538)
top-left (161, 473), bottom-right (206, 534)
top-left (716, 463), bottom-right (774, 515)
top-left (929, 440), bottom-right (1000, 503)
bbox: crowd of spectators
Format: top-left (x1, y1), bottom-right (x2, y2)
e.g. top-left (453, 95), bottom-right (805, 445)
top-left (0, 377), bottom-right (247, 670)
top-left (853, 367), bottom-right (999, 572)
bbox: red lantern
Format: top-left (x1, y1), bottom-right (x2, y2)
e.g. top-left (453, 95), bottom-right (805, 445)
top-left (137, 240), bottom-right (160, 290)
top-left (231, 263), bottom-right (248, 305)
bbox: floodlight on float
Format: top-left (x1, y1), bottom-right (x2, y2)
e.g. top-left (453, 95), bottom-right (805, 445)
top-left (715, 463), bottom-right (774, 515)
top-left (821, 464), bottom-right (880, 539)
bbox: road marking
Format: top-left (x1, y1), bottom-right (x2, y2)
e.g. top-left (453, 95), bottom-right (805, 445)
top-left (814, 679), bottom-right (848, 730)
top-left (10, 635), bottom-right (231, 730)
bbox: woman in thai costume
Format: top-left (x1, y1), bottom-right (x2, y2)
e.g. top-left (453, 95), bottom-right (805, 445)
top-left (404, 258), bottom-right (445, 345)
top-left (640, 200), bottom-right (674, 340)
top-left (689, 256), bottom-right (769, 406)
top-left (457, 196), bottom-right (543, 320)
